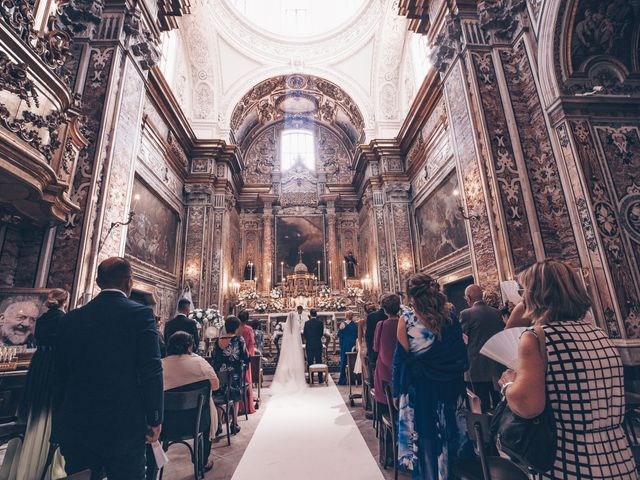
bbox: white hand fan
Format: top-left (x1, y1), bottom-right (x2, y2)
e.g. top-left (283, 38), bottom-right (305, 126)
top-left (479, 327), bottom-right (527, 370)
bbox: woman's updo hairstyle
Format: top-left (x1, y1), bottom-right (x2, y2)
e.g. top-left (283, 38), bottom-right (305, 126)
top-left (167, 331), bottom-right (194, 356)
top-left (45, 288), bottom-right (69, 309)
top-left (405, 273), bottom-right (450, 338)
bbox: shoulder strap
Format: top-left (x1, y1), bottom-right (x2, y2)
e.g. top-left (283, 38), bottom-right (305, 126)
top-left (521, 325), bottom-right (548, 369)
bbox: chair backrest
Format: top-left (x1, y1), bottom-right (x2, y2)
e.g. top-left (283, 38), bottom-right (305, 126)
top-left (467, 388), bottom-right (483, 414)
top-left (346, 351), bottom-right (358, 376)
top-left (464, 410), bottom-right (493, 480)
top-left (383, 383), bottom-right (398, 423)
top-left (63, 469), bottom-right (91, 479)
top-left (250, 353), bottom-right (262, 379)
top-left (164, 380), bottom-right (210, 411)
top-left (361, 355), bottom-right (370, 383)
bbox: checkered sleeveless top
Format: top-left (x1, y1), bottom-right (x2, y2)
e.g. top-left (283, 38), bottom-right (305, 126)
top-left (540, 321), bottom-right (637, 479)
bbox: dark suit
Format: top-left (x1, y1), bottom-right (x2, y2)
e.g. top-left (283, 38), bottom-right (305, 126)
top-left (303, 316), bottom-right (324, 382)
top-left (54, 291), bottom-right (163, 480)
top-left (365, 308), bottom-right (387, 371)
top-left (460, 300), bottom-right (504, 411)
top-left (164, 313), bottom-right (199, 348)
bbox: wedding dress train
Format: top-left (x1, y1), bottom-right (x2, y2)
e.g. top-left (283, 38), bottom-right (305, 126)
top-left (271, 317), bottom-right (307, 392)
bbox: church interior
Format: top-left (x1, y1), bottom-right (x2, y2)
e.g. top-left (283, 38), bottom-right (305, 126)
top-left (1, 0), bottom-right (640, 479)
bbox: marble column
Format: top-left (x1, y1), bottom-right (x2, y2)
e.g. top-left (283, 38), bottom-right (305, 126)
top-left (261, 203), bottom-right (275, 293)
top-left (183, 184), bottom-right (213, 309)
top-left (326, 204), bottom-right (339, 290)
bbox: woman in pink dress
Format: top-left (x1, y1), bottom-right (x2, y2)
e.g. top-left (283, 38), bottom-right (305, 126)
top-left (373, 294), bottom-right (401, 411)
top-left (237, 310), bottom-right (255, 414)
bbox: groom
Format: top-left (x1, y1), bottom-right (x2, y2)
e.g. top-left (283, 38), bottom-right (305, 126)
top-left (303, 308), bottom-right (324, 383)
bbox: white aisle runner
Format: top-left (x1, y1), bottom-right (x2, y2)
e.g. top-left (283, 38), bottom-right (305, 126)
top-left (231, 378), bottom-right (385, 480)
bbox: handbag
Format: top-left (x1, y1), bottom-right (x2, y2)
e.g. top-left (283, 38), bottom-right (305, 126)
top-left (490, 396), bottom-right (556, 473)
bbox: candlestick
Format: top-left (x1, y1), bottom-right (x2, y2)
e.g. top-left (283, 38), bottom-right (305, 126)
top-left (343, 260), bottom-right (347, 278)
top-left (249, 261), bottom-right (253, 281)
top-left (280, 261), bottom-right (284, 281)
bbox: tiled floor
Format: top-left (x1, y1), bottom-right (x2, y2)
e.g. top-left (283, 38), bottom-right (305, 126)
top-left (163, 374), bottom-right (410, 480)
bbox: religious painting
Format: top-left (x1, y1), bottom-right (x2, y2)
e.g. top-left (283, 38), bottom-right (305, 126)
top-left (125, 179), bottom-right (179, 273)
top-left (0, 289), bottom-right (50, 347)
top-left (570, 0), bottom-right (637, 72)
top-left (275, 216), bottom-right (325, 279)
top-left (415, 172), bottom-right (468, 267)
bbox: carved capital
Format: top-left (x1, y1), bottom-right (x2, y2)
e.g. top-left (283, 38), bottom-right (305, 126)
top-left (478, 0), bottom-right (527, 43)
top-left (56, 0), bottom-right (104, 38)
top-left (125, 7), bottom-right (160, 70)
top-left (185, 184), bottom-right (213, 204)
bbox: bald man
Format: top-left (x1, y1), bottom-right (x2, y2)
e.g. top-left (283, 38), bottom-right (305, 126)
top-left (459, 284), bottom-right (504, 411)
top-left (0, 299), bottom-right (39, 347)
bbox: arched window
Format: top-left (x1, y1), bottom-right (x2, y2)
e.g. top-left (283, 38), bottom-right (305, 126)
top-left (281, 129), bottom-right (315, 171)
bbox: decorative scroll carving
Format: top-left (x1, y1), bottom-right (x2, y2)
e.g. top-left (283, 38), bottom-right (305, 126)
top-left (0, 52), bottom-right (39, 107)
top-left (125, 7), bottom-right (161, 70)
top-left (243, 124), bottom-right (277, 184)
top-left (55, 0), bottom-right (104, 37)
top-left (317, 126), bottom-right (352, 184)
top-left (429, 14), bottom-right (463, 74)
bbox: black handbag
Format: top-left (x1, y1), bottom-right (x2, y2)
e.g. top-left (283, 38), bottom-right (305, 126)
top-left (490, 397), bottom-right (556, 473)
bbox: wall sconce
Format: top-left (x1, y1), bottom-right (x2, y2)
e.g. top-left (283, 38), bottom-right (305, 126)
top-left (453, 187), bottom-right (480, 221)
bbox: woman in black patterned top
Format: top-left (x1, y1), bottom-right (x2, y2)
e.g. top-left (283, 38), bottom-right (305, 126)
top-left (210, 316), bottom-right (249, 434)
top-left (498, 260), bottom-right (636, 479)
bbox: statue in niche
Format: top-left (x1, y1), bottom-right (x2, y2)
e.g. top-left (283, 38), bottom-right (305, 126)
top-left (243, 261), bottom-right (257, 281)
top-left (344, 251), bottom-right (358, 278)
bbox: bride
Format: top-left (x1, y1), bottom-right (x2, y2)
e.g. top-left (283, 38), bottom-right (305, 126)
top-left (272, 309), bottom-right (307, 392)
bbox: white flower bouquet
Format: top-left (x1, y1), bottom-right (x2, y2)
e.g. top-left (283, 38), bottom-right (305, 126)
top-left (255, 301), bottom-right (268, 313)
top-left (319, 285), bottom-right (331, 297)
top-left (346, 286), bottom-right (363, 298)
top-left (269, 288), bottom-right (282, 299)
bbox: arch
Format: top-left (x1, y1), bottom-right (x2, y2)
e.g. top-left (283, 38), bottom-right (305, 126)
top-left (229, 73), bottom-right (367, 147)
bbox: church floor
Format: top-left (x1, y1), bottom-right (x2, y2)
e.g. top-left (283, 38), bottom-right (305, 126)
top-left (163, 374), bottom-right (409, 479)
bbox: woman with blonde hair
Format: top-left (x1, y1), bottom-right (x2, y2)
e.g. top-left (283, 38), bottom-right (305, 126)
top-left (498, 259), bottom-right (636, 479)
top-left (0, 289), bottom-right (69, 479)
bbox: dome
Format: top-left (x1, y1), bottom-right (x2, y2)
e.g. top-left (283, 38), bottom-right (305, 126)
top-left (294, 261), bottom-right (309, 274)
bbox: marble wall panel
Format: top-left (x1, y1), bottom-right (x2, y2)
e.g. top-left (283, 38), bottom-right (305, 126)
top-left (500, 42), bottom-right (578, 261)
top-left (184, 205), bottom-right (207, 308)
top-left (47, 47), bottom-right (115, 292)
top-left (471, 51), bottom-right (536, 271)
top-left (444, 62), bottom-right (500, 291)
top-left (570, 120), bottom-right (640, 338)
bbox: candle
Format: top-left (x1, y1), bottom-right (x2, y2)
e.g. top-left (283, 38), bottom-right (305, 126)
top-left (280, 261), bottom-right (284, 281)
top-left (343, 260), bottom-right (346, 278)
top-left (317, 260), bottom-right (321, 281)
top-left (249, 261), bottom-right (253, 280)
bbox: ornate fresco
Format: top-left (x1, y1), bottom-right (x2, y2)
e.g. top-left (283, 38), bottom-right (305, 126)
top-left (415, 173), bottom-right (468, 267)
top-left (231, 74), bottom-right (365, 146)
top-left (125, 179), bottom-right (179, 273)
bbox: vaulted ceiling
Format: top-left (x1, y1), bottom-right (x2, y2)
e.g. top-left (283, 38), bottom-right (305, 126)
top-left (160, 0), bottom-right (427, 143)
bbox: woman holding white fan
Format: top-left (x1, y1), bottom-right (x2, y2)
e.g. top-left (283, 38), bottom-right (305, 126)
top-left (497, 259), bottom-right (636, 479)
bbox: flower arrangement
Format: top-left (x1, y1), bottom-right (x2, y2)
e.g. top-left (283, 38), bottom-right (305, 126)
top-left (334, 298), bottom-right (347, 311)
top-left (189, 308), bottom-right (223, 329)
top-left (254, 301), bottom-right (268, 313)
top-left (269, 288), bottom-right (282, 299)
top-left (319, 285), bottom-right (331, 297)
top-left (239, 289), bottom-right (258, 301)
top-left (269, 299), bottom-right (284, 311)
top-left (317, 299), bottom-right (333, 310)
top-left (346, 286), bottom-right (363, 298)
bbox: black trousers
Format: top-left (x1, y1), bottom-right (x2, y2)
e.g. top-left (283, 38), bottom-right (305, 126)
top-left (306, 346), bottom-right (323, 382)
top-left (61, 440), bottom-right (146, 480)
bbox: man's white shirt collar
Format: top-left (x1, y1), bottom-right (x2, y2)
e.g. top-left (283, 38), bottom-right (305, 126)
top-left (101, 288), bottom-right (128, 297)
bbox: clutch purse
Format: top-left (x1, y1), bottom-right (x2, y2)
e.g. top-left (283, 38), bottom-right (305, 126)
top-left (490, 397), bottom-right (556, 473)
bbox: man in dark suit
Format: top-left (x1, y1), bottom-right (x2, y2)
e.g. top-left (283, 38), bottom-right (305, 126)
top-left (303, 308), bottom-right (324, 383)
top-left (164, 298), bottom-right (199, 349)
top-left (459, 284), bottom-right (504, 412)
top-left (54, 257), bottom-right (163, 480)
top-left (365, 297), bottom-right (387, 371)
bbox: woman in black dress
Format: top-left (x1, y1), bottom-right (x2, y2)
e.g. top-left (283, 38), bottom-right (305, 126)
top-left (210, 316), bottom-right (249, 434)
top-left (2, 288), bottom-right (69, 479)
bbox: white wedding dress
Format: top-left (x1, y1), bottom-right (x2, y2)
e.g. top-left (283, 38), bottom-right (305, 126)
top-left (271, 316), bottom-right (307, 392)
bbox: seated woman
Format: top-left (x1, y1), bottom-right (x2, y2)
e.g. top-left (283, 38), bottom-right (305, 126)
top-left (211, 316), bottom-right (250, 434)
top-left (163, 332), bottom-right (219, 472)
top-left (393, 273), bottom-right (473, 479)
top-left (337, 311), bottom-right (358, 385)
top-left (498, 260), bottom-right (636, 479)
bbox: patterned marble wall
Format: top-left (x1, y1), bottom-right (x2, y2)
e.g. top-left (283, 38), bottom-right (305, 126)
top-left (499, 41), bottom-right (579, 262)
top-left (570, 120), bottom-right (640, 338)
top-left (444, 62), bottom-right (500, 293)
top-left (47, 47), bottom-right (116, 294)
top-left (471, 51), bottom-right (537, 271)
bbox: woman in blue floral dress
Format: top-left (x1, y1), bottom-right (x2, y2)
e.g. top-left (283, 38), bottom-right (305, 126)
top-left (211, 316), bottom-right (249, 433)
top-left (392, 273), bottom-right (473, 479)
